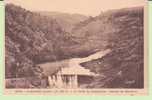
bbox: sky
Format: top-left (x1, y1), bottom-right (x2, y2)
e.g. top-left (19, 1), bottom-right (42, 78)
top-left (5, 0), bottom-right (146, 16)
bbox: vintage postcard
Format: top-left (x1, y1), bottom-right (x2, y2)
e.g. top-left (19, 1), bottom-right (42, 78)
top-left (4, 0), bottom-right (148, 95)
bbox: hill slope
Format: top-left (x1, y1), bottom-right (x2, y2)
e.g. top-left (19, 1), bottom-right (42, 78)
top-left (79, 7), bottom-right (144, 88)
top-left (39, 11), bottom-right (88, 32)
top-left (5, 4), bottom-right (69, 78)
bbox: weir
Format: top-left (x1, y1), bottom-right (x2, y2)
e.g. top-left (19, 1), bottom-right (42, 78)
top-left (38, 49), bottom-right (111, 88)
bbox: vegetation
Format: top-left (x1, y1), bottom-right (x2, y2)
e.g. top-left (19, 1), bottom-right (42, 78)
top-left (5, 4), bottom-right (144, 88)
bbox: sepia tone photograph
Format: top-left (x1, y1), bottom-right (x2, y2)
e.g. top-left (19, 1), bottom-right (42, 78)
top-left (4, 0), bottom-right (148, 95)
